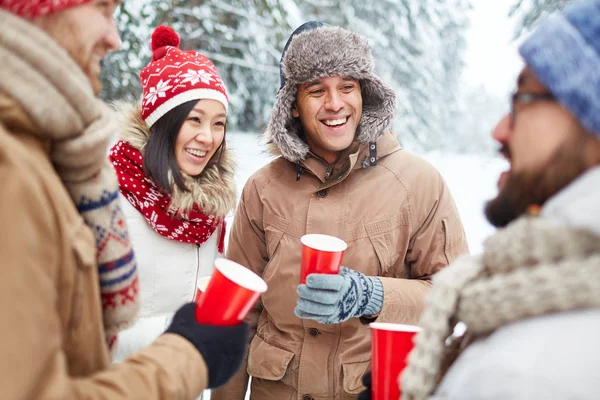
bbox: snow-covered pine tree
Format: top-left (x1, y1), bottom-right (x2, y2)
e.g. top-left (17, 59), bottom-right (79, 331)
top-left (295, 0), bottom-right (471, 150)
top-left (100, 1), bottom-right (153, 102)
top-left (156, 0), bottom-right (299, 131)
top-left (509, 0), bottom-right (574, 38)
top-left (400, 0), bottom-right (471, 149)
top-left (100, 0), bottom-right (471, 147)
top-left (100, 0), bottom-right (298, 132)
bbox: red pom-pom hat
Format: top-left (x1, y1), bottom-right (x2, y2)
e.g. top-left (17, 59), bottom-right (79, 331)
top-left (140, 25), bottom-right (229, 127)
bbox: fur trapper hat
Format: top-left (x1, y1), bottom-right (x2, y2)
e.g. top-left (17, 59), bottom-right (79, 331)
top-left (265, 22), bottom-right (397, 162)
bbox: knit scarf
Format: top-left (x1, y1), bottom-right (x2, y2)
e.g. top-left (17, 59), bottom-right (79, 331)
top-left (401, 216), bottom-right (600, 400)
top-left (0, 10), bottom-right (139, 343)
top-left (109, 140), bottom-right (226, 252)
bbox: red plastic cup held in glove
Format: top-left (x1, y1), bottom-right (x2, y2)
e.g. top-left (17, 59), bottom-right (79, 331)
top-left (195, 258), bottom-right (267, 326)
top-left (300, 234), bottom-right (347, 284)
top-left (370, 322), bottom-right (421, 400)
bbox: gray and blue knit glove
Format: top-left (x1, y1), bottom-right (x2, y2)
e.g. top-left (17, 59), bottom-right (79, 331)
top-left (294, 267), bottom-right (384, 324)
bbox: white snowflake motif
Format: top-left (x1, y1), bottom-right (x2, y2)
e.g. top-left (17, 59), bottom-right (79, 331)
top-left (149, 211), bottom-right (169, 232)
top-left (180, 69), bottom-right (214, 85)
top-left (144, 79), bottom-right (173, 106)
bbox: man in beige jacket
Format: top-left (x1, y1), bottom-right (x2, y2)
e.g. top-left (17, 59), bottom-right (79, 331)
top-left (0, 1), bottom-right (247, 399)
top-left (212, 22), bottom-right (469, 400)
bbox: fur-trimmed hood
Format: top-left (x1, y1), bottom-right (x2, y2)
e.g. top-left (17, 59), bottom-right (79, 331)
top-left (114, 102), bottom-right (236, 218)
top-left (264, 23), bottom-right (397, 162)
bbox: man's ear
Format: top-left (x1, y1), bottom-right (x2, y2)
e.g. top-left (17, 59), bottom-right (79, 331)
top-left (292, 102), bottom-right (299, 118)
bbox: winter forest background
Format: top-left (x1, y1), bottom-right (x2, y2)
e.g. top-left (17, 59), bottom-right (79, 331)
top-left (101, 0), bottom-right (572, 153)
top-left (97, 3), bottom-right (574, 397)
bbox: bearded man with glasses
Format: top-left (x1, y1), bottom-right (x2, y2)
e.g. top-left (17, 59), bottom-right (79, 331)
top-left (401, 0), bottom-right (600, 398)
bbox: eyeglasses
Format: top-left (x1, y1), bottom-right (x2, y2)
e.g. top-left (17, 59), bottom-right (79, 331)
top-left (509, 92), bottom-right (556, 127)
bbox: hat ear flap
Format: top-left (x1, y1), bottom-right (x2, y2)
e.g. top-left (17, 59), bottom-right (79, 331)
top-left (356, 76), bottom-right (397, 143)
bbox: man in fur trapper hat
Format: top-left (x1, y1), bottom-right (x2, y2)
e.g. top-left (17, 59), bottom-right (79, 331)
top-left (0, 1), bottom-right (248, 399)
top-left (359, 0), bottom-right (600, 399)
top-left (212, 22), bottom-right (468, 400)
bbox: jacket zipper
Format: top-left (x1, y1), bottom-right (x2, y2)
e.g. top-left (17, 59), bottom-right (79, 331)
top-left (194, 244), bottom-right (201, 297)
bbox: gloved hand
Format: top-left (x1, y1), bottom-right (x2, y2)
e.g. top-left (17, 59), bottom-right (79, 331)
top-left (294, 266), bottom-right (384, 324)
top-left (357, 371), bottom-right (372, 400)
top-left (164, 302), bottom-right (249, 388)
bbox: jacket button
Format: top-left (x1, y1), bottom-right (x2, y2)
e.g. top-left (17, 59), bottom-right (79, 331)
top-left (302, 395), bottom-right (314, 400)
top-left (317, 189), bottom-right (328, 197)
top-left (308, 328), bottom-right (320, 337)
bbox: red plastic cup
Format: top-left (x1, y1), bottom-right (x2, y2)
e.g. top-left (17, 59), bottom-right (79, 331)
top-left (194, 258), bottom-right (267, 326)
top-left (300, 234), bottom-right (347, 284)
top-left (370, 323), bottom-right (421, 400)
top-left (193, 276), bottom-right (211, 302)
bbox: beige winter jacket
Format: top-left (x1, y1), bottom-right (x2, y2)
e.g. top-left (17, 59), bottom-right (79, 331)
top-left (0, 95), bottom-right (209, 399)
top-left (212, 131), bottom-right (469, 400)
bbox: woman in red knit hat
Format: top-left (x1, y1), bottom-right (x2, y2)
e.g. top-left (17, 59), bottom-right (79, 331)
top-left (109, 25), bottom-right (237, 380)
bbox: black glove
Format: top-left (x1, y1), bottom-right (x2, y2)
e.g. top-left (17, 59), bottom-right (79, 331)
top-left (357, 371), bottom-right (371, 400)
top-left (165, 302), bottom-right (249, 388)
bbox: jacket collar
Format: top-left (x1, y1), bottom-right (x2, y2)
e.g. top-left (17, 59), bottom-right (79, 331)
top-left (298, 130), bottom-right (401, 186)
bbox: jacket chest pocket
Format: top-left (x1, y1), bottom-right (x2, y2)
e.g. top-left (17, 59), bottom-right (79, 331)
top-left (265, 227), bottom-right (285, 259)
top-left (367, 233), bottom-right (391, 275)
top-left (262, 213), bottom-right (300, 282)
top-left (264, 212), bottom-right (299, 257)
top-left (364, 219), bottom-right (407, 277)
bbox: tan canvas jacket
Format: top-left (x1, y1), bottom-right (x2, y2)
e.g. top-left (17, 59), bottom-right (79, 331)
top-left (213, 131), bottom-right (469, 400)
top-left (0, 95), bottom-right (208, 400)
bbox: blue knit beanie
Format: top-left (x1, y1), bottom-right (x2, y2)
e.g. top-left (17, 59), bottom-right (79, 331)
top-left (519, 0), bottom-right (600, 137)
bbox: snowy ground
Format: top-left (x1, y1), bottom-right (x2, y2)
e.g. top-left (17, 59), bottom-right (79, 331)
top-left (224, 131), bottom-right (506, 254)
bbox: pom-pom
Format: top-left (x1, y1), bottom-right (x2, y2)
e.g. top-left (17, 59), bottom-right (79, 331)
top-left (151, 25), bottom-right (180, 51)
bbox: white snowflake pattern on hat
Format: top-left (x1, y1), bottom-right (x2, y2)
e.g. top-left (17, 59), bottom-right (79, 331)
top-left (180, 69), bottom-right (214, 85)
top-left (144, 79), bottom-right (173, 106)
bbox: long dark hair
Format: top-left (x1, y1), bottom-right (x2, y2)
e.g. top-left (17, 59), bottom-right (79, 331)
top-left (143, 99), bottom-right (226, 194)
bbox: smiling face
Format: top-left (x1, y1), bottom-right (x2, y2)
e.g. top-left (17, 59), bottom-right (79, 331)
top-left (175, 99), bottom-right (227, 177)
top-left (292, 75), bottom-right (362, 164)
top-left (33, 0), bottom-right (122, 95)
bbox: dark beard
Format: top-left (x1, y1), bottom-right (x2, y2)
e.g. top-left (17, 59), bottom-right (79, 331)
top-left (485, 137), bottom-right (589, 228)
